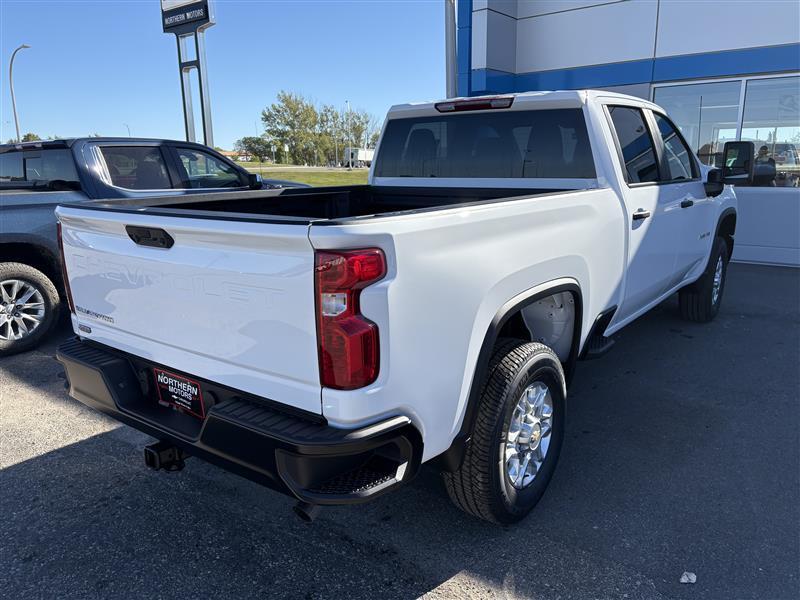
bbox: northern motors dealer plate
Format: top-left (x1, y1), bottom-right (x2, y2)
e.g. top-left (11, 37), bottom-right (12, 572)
top-left (154, 368), bottom-right (205, 419)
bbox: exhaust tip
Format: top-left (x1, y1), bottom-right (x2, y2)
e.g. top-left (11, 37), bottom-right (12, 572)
top-left (293, 501), bottom-right (321, 523)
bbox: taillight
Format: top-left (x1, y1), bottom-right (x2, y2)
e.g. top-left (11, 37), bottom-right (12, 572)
top-left (56, 222), bottom-right (75, 315)
top-left (315, 248), bottom-right (386, 390)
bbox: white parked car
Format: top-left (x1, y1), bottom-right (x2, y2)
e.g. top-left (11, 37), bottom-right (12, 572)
top-left (55, 91), bottom-right (750, 523)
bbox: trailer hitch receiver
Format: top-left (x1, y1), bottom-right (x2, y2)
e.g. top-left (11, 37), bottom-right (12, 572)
top-left (144, 441), bottom-right (189, 472)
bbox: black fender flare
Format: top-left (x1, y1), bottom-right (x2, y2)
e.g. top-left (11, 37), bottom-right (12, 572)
top-left (432, 282), bottom-right (583, 472)
top-left (714, 207), bottom-right (737, 251)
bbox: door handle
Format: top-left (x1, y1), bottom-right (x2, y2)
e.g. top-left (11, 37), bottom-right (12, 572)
top-left (681, 198), bottom-right (694, 208)
top-left (632, 209), bottom-right (651, 221)
top-left (126, 226), bottom-right (175, 249)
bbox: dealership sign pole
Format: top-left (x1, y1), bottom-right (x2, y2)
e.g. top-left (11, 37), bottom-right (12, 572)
top-left (161, 0), bottom-right (215, 147)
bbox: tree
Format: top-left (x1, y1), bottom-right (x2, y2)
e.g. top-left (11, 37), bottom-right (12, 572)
top-left (347, 109), bottom-right (374, 150)
top-left (261, 91), bottom-right (319, 165)
top-left (318, 104), bottom-right (345, 165)
top-left (256, 92), bottom-right (380, 166)
top-left (369, 129), bottom-right (381, 148)
top-left (234, 136), bottom-right (271, 162)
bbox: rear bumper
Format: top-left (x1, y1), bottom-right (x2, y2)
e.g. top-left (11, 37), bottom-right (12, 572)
top-left (56, 338), bottom-right (422, 505)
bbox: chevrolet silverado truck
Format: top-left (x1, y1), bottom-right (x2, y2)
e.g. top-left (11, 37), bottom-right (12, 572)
top-left (0, 137), bottom-right (305, 355)
top-left (55, 91), bottom-right (753, 523)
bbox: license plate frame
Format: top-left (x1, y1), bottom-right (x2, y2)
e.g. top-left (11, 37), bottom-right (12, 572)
top-left (153, 368), bottom-right (206, 419)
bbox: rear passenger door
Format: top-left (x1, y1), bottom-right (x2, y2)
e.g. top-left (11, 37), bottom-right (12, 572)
top-left (605, 104), bottom-right (682, 324)
top-left (93, 143), bottom-right (176, 195)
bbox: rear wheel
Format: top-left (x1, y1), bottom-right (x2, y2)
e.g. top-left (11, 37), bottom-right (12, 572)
top-left (679, 236), bottom-right (729, 323)
top-left (443, 339), bottom-right (566, 524)
top-left (0, 262), bottom-right (60, 356)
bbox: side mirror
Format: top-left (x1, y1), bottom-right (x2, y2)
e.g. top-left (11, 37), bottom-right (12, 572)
top-left (704, 168), bottom-right (724, 197)
top-left (721, 141), bottom-right (755, 185)
top-left (247, 173), bottom-right (263, 190)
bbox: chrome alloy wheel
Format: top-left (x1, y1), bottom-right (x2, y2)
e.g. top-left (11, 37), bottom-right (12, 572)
top-left (0, 279), bottom-right (45, 341)
top-left (505, 381), bottom-right (554, 489)
top-left (712, 256), bottom-right (724, 306)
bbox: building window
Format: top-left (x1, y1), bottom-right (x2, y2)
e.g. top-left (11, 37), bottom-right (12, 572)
top-left (654, 75), bottom-right (800, 188)
top-left (654, 81), bottom-right (741, 167)
top-left (740, 76), bottom-right (800, 188)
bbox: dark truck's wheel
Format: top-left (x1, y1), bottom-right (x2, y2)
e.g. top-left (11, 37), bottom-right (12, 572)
top-left (679, 236), bottom-right (729, 323)
top-left (0, 262), bottom-right (60, 356)
top-left (443, 339), bottom-right (566, 524)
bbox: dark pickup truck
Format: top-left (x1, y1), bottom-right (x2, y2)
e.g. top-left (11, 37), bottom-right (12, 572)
top-left (0, 137), bottom-right (305, 356)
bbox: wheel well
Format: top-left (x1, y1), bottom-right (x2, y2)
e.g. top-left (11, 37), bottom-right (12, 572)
top-left (497, 290), bottom-right (578, 364)
top-left (718, 212), bottom-right (736, 253)
top-left (0, 243), bottom-right (63, 296)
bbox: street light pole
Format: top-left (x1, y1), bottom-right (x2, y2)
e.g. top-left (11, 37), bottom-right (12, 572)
top-left (445, 0), bottom-right (458, 98)
top-left (346, 100), bottom-right (352, 169)
top-left (9, 44), bottom-right (31, 143)
top-left (124, 123), bottom-right (132, 137)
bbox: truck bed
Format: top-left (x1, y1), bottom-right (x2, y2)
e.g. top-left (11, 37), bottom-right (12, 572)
top-left (74, 185), bottom-right (574, 222)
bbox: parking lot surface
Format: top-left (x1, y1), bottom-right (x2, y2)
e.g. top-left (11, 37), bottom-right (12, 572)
top-left (1, 263), bottom-right (798, 599)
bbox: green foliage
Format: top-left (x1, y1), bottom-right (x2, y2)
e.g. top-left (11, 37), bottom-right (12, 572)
top-left (261, 91), bottom-right (319, 165)
top-left (259, 91), bottom-right (380, 166)
top-left (6, 132), bottom-right (42, 143)
top-left (234, 136), bottom-right (272, 162)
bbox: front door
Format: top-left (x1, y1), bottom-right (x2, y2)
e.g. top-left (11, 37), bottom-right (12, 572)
top-left (650, 112), bottom-right (713, 283)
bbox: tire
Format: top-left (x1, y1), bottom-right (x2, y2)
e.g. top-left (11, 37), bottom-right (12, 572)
top-left (678, 236), bottom-right (729, 323)
top-left (0, 262), bottom-right (60, 357)
top-left (443, 339), bottom-right (566, 524)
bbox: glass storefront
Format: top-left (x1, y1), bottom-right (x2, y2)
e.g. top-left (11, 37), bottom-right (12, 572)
top-left (741, 77), bottom-right (800, 188)
top-left (653, 81), bottom-right (741, 168)
top-left (654, 75), bottom-right (800, 188)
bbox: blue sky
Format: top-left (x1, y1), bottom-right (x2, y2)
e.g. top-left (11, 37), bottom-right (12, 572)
top-left (0, 0), bottom-right (445, 149)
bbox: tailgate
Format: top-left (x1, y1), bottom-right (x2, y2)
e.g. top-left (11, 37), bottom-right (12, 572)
top-left (56, 206), bottom-right (321, 414)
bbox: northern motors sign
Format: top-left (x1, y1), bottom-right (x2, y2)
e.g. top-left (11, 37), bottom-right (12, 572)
top-left (161, 0), bottom-right (214, 34)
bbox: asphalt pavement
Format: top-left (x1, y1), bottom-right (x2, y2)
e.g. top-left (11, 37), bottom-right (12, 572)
top-left (1, 263), bottom-right (798, 599)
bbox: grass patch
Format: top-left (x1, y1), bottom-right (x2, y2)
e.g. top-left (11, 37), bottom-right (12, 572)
top-left (243, 165), bottom-right (368, 186)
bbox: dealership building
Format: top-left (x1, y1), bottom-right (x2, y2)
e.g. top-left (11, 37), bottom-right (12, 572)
top-left (457, 0), bottom-right (800, 265)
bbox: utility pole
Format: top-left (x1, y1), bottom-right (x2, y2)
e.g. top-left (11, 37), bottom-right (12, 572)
top-left (9, 44), bottom-right (31, 142)
top-left (346, 100), bottom-right (352, 169)
top-left (334, 117), bottom-right (339, 167)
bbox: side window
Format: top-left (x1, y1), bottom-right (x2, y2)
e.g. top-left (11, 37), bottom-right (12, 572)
top-left (174, 148), bottom-right (245, 189)
top-left (0, 152), bottom-right (24, 183)
top-left (0, 149), bottom-right (80, 191)
top-left (607, 106), bottom-right (659, 184)
top-left (654, 114), bottom-right (696, 181)
top-left (100, 146), bottom-right (171, 190)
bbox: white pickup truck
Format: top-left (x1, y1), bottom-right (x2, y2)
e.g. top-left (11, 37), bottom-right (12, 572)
top-left (56, 91), bottom-right (753, 524)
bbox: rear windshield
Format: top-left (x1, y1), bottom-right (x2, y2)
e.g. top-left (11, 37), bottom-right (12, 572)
top-left (374, 108), bottom-right (596, 179)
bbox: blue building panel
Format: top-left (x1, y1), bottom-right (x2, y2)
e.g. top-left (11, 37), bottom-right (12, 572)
top-left (466, 44), bottom-right (800, 96)
top-left (470, 69), bottom-right (516, 95)
top-left (514, 59), bottom-right (654, 92)
top-left (652, 43), bottom-right (800, 82)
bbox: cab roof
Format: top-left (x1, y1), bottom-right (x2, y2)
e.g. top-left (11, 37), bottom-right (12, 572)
top-left (388, 89), bottom-right (662, 118)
